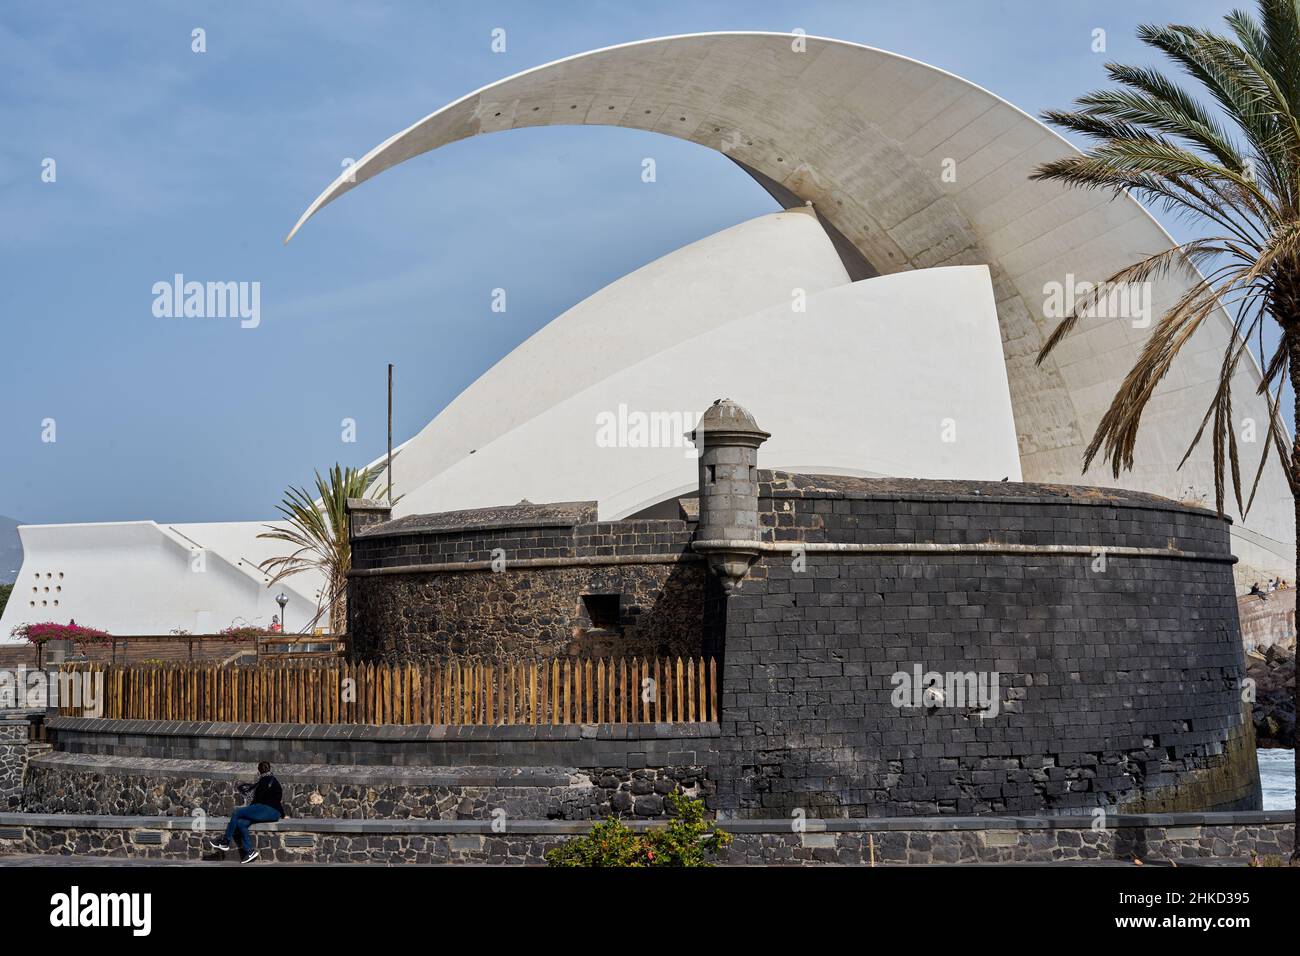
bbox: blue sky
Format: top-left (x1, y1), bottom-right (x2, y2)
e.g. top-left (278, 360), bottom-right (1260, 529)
top-left (0, 0), bottom-right (1251, 524)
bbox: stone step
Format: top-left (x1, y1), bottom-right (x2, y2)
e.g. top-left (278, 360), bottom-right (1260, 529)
top-left (22, 750), bottom-right (708, 821)
top-left (0, 811), bottom-right (1291, 866)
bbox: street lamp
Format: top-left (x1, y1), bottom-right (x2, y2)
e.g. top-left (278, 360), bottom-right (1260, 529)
top-left (275, 592), bottom-right (288, 634)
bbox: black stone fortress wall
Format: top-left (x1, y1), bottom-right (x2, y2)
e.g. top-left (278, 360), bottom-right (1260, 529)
top-left (348, 501), bottom-right (714, 661)
top-left (343, 471), bottom-right (1260, 817)
top-left (716, 472), bottom-right (1259, 817)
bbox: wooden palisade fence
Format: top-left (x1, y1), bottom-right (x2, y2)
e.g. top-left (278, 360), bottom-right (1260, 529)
top-left (59, 656), bottom-right (717, 725)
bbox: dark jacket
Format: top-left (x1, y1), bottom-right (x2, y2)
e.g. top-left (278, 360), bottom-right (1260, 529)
top-left (239, 774), bottom-right (285, 816)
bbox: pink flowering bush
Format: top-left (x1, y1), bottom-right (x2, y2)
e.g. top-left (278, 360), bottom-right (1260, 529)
top-left (10, 622), bottom-right (111, 646)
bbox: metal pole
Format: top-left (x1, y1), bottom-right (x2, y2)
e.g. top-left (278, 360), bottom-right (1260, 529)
top-left (387, 363), bottom-right (394, 503)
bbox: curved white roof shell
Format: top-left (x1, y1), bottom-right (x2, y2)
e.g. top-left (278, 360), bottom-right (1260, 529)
top-left (395, 249), bottom-right (1020, 519)
top-left (291, 32), bottom-right (1294, 583)
top-left (383, 208), bottom-right (855, 506)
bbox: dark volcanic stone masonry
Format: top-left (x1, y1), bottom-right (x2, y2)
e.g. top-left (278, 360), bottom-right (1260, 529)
top-left (0, 721), bottom-right (36, 811)
top-left (348, 502), bottom-right (707, 660)
top-left (0, 812), bottom-right (1291, 865)
top-left (346, 474), bottom-right (1258, 817)
top-left (712, 474), bottom-right (1258, 817)
top-left (351, 562), bottom-right (707, 660)
top-left (22, 752), bottom-right (713, 822)
top-left (139, 471), bottom-right (1256, 822)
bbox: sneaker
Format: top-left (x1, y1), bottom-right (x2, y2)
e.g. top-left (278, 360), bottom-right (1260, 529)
top-left (241, 850), bottom-right (259, 864)
top-left (209, 839), bottom-right (231, 852)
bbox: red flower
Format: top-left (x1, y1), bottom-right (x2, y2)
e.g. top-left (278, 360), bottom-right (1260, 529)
top-left (10, 622), bottom-right (110, 646)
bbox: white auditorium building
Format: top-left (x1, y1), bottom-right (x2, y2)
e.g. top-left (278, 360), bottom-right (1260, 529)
top-left (3, 33), bottom-right (1292, 641)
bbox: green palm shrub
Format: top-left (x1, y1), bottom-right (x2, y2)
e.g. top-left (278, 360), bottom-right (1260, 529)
top-left (257, 463), bottom-right (389, 633)
top-left (545, 794), bottom-right (731, 867)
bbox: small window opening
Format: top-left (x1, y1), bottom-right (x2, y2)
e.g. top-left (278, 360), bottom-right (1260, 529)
top-left (707, 464), bottom-right (716, 484)
top-left (582, 593), bottom-right (622, 631)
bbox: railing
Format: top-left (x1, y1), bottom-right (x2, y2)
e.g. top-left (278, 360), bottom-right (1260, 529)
top-left (1, 632), bottom-right (345, 671)
top-left (3, 633), bottom-right (322, 668)
top-left (256, 634), bottom-right (347, 661)
top-left (58, 656), bottom-right (718, 725)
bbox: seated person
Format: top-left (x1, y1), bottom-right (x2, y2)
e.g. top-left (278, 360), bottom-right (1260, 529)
top-left (209, 760), bottom-right (284, 862)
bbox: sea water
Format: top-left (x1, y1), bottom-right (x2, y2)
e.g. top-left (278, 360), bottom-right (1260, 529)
top-left (1257, 748), bottom-right (1296, 810)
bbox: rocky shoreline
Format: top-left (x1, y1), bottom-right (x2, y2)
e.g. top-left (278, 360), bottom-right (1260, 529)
top-left (1248, 642), bottom-right (1296, 749)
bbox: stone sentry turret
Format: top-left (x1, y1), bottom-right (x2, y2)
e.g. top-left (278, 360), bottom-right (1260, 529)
top-left (688, 399), bottom-right (770, 591)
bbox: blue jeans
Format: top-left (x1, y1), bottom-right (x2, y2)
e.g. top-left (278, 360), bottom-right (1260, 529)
top-left (224, 804), bottom-right (281, 853)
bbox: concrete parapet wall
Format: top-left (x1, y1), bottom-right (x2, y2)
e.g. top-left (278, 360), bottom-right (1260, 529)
top-left (1238, 592), bottom-right (1296, 652)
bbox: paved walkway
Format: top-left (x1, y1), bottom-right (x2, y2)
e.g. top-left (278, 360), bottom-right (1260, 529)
top-left (0, 853), bottom-right (1246, 867)
top-left (0, 853), bottom-right (368, 866)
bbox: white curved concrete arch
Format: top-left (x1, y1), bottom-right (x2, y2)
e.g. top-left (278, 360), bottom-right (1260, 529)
top-left (396, 264), bottom-right (1019, 520)
top-left (289, 32), bottom-right (1292, 581)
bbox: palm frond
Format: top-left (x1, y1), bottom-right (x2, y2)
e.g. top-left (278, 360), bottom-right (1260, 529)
top-left (1033, 0), bottom-right (1300, 528)
top-left (256, 461), bottom-right (391, 632)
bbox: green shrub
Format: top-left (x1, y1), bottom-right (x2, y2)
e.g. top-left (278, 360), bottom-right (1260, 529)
top-left (545, 793), bottom-right (730, 867)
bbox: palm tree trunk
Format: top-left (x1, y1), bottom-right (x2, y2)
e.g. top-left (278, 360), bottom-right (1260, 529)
top-left (1289, 335), bottom-right (1300, 862)
top-left (330, 570), bottom-right (347, 636)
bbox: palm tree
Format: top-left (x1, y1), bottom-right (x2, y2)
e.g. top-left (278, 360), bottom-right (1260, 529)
top-left (257, 463), bottom-right (389, 634)
top-left (1031, 0), bottom-right (1298, 860)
